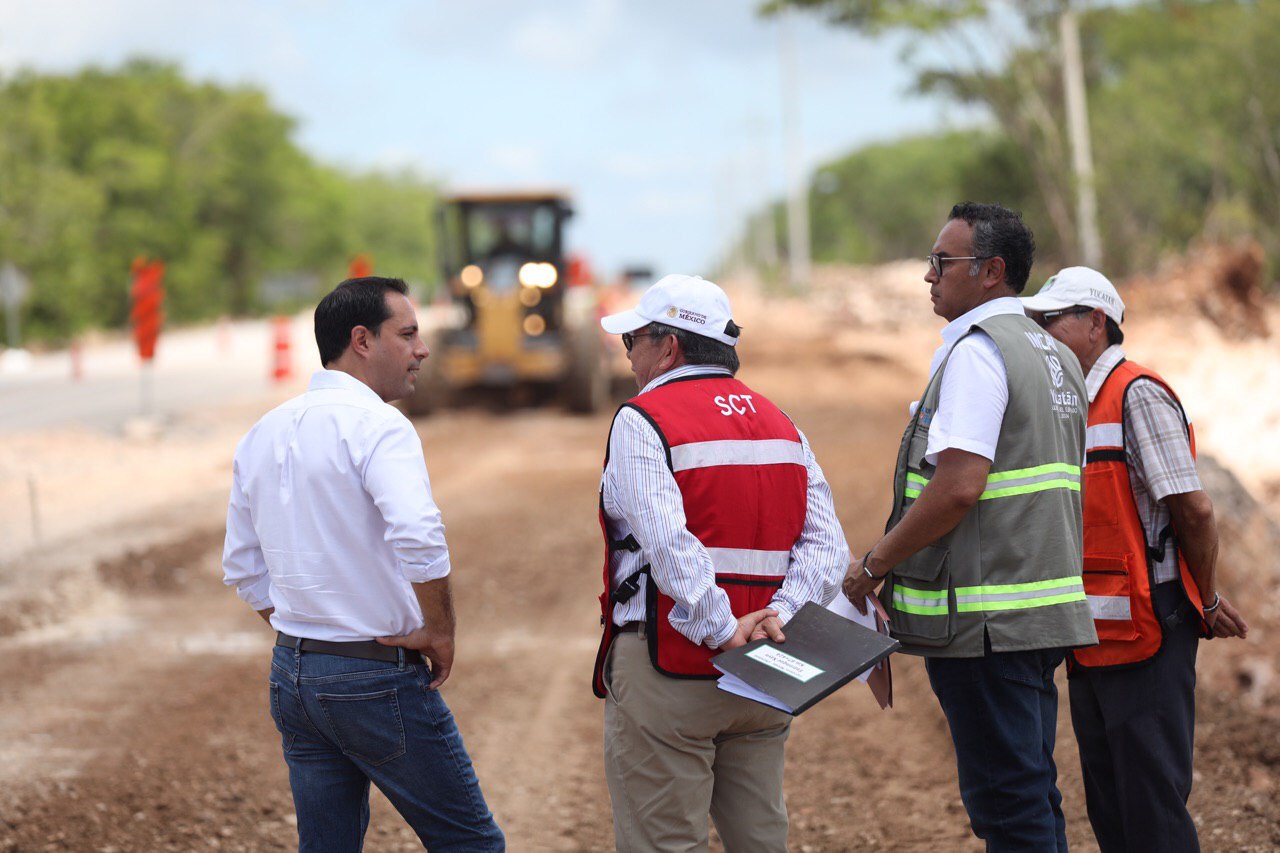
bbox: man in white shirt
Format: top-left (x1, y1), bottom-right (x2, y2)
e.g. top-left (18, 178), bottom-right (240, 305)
top-left (843, 204), bottom-right (1093, 851)
top-left (592, 275), bottom-right (849, 851)
top-left (222, 277), bottom-right (504, 851)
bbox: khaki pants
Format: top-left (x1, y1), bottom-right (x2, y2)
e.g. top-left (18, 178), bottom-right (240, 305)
top-left (603, 631), bottom-right (791, 853)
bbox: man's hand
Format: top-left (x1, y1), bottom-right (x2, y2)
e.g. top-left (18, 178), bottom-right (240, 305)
top-left (721, 608), bottom-right (778, 651)
top-left (1207, 595), bottom-right (1248, 639)
top-left (378, 629), bottom-right (455, 688)
top-left (380, 577), bottom-right (457, 688)
top-left (842, 554), bottom-right (883, 615)
top-left (749, 615), bottom-right (786, 644)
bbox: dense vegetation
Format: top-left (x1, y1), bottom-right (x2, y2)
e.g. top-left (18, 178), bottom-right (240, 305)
top-left (0, 60), bottom-right (437, 342)
top-left (762, 0), bottom-right (1280, 281)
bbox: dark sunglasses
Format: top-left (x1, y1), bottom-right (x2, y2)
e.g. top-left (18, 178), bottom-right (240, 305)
top-left (1033, 306), bottom-right (1094, 329)
top-left (927, 253), bottom-right (993, 277)
top-left (621, 331), bottom-right (661, 352)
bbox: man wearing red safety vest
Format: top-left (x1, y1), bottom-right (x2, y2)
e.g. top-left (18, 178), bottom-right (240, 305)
top-left (1023, 266), bottom-right (1248, 853)
top-left (592, 274), bottom-right (848, 851)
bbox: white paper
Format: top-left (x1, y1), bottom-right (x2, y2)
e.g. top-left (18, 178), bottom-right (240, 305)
top-left (714, 670), bottom-right (794, 713)
top-left (825, 593), bottom-right (883, 684)
top-left (744, 645), bottom-right (825, 682)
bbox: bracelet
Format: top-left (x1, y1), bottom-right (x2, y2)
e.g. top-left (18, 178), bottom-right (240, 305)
top-left (1202, 592), bottom-right (1221, 615)
top-left (860, 547), bottom-right (879, 580)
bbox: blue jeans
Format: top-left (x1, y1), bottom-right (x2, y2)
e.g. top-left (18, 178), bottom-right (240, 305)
top-left (268, 645), bottom-right (504, 852)
top-left (926, 641), bottom-right (1069, 852)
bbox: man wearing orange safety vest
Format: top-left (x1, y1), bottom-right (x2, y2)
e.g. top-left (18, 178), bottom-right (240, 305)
top-left (592, 274), bottom-right (848, 851)
top-left (1022, 267), bottom-right (1248, 853)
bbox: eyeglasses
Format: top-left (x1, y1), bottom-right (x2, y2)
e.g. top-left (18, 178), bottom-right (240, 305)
top-left (1033, 307), bottom-right (1094, 329)
top-left (621, 331), bottom-right (660, 352)
top-left (927, 253), bottom-right (993, 278)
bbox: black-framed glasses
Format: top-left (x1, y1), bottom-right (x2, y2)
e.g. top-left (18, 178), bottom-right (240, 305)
top-left (621, 331), bottom-right (660, 352)
top-left (1033, 306), bottom-right (1094, 329)
top-left (927, 253), bottom-right (993, 277)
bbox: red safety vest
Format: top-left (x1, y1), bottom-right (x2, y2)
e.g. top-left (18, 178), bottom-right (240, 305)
top-left (591, 375), bottom-right (808, 698)
top-left (1073, 359), bottom-right (1208, 669)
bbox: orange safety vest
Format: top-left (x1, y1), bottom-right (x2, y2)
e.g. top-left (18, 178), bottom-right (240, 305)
top-left (1073, 359), bottom-right (1208, 669)
top-left (591, 375), bottom-right (807, 698)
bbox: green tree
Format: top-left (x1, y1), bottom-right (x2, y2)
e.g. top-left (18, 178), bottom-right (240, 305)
top-left (0, 59), bottom-right (441, 343)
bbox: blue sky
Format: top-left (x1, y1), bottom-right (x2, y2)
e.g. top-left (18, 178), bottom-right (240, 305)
top-left (0, 0), bottom-right (965, 275)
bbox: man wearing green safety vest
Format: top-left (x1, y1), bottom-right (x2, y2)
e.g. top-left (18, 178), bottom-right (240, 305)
top-left (843, 202), bottom-right (1096, 851)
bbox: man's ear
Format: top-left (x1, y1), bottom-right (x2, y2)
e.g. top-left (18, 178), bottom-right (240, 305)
top-left (659, 333), bottom-right (682, 371)
top-left (982, 256), bottom-right (1007, 291)
top-left (349, 325), bottom-right (372, 357)
top-left (1090, 309), bottom-right (1108, 342)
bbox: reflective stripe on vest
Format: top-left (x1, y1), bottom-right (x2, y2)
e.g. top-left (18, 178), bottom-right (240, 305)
top-left (1087, 594), bottom-right (1133, 621)
top-left (893, 576), bottom-right (1086, 616)
top-left (1085, 423), bottom-right (1124, 452)
top-left (707, 547), bottom-right (791, 577)
top-left (671, 438), bottom-right (805, 472)
top-left (904, 463), bottom-right (1081, 501)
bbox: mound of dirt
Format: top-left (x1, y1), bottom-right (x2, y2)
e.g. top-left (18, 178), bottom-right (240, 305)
top-left (1124, 240), bottom-right (1271, 339)
top-left (95, 527), bottom-right (227, 593)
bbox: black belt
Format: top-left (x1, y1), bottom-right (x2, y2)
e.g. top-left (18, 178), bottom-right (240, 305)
top-left (276, 632), bottom-right (424, 665)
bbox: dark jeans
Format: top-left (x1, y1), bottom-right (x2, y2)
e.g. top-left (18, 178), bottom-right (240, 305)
top-left (268, 645), bottom-right (505, 852)
top-left (1068, 582), bottom-right (1200, 853)
top-left (926, 640), bottom-right (1069, 852)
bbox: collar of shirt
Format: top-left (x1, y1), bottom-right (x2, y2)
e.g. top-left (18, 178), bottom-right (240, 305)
top-left (307, 368), bottom-right (384, 403)
top-left (639, 363), bottom-right (733, 395)
top-left (929, 296), bottom-right (1026, 378)
top-left (1085, 344), bottom-right (1126, 404)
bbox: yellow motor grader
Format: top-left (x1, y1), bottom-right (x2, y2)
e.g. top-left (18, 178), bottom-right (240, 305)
top-left (405, 190), bottom-right (612, 415)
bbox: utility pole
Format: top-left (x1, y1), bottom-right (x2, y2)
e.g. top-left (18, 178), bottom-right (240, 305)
top-left (779, 13), bottom-right (811, 290)
top-left (1059, 5), bottom-right (1103, 268)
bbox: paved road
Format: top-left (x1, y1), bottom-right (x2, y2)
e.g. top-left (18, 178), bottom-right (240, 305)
top-left (0, 315), bottom-right (320, 435)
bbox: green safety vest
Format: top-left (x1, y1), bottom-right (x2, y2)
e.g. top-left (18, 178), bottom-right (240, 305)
top-left (879, 312), bottom-right (1098, 657)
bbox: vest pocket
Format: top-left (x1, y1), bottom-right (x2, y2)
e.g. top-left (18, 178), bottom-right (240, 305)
top-left (882, 545), bottom-right (955, 647)
top-left (1082, 553), bottom-right (1140, 642)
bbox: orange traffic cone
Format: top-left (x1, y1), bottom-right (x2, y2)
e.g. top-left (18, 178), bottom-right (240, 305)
top-left (271, 316), bottom-right (293, 383)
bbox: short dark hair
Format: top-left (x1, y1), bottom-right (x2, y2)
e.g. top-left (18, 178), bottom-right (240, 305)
top-left (648, 321), bottom-right (740, 374)
top-left (314, 277), bottom-right (408, 366)
top-left (947, 202), bottom-right (1037, 293)
top-left (1105, 317), bottom-right (1125, 346)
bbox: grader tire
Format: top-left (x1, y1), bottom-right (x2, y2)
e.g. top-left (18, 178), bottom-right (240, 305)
top-left (562, 326), bottom-right (608, 414)
top-left (402, 339), bottom-right (450, 416)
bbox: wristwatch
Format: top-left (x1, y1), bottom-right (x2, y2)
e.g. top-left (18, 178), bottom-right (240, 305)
top-left (1202, 592), bottom-right (1221, 615)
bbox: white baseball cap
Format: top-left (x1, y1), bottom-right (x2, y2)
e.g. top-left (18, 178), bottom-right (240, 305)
top-left (600, 274), bottom-right (740, 346)
top-left (1021, 266), bottom-right (1126, 325)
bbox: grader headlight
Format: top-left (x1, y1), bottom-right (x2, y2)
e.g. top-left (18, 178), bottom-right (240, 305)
top-left (518, 262), bottom-right (558, 289)
top-left (460, 264), bottom-right (484, 289)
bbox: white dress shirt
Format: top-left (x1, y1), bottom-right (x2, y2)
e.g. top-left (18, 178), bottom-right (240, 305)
top-left (602, 364), bottom-right (850, 649)
top-left (919, 297), bottom-right (1026, 465)
top-left (222, 369), bottom-right (451, 642)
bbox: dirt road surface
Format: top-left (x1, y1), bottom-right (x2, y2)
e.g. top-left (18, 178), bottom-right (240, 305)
top-left (2, 288), bottom-right (1277, 851)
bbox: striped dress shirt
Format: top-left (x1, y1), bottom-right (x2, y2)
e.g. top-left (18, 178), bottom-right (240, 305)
top-left (602, 364), bottom-right (850, 649)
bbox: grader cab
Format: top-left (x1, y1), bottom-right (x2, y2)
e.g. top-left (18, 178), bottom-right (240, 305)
top-left (405, 190), bottom-right (609, 415)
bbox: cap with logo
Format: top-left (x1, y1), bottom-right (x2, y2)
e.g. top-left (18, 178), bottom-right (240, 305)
top-left (600, 273), bottom-right (740, 346)
top-left (1021, 265), bottom-right (1125, 325)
